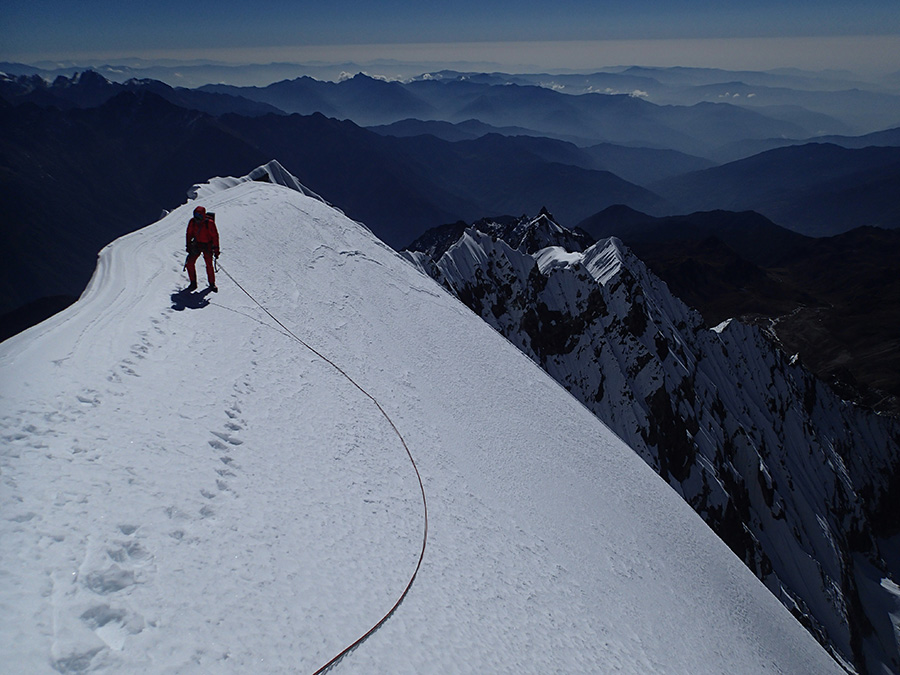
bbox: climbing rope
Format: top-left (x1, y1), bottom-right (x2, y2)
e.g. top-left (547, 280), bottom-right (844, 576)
top-left (216, 263), bottom-right (428, 674)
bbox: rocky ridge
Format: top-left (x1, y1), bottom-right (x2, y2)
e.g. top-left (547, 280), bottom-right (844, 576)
top-left (404, 212), bottom-right (900, 674)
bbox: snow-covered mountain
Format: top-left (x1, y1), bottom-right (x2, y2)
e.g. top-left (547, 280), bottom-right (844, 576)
top-left (404, 212), bottom-right (900, 674)
top-left (0, 167), bottom-right (844, 673)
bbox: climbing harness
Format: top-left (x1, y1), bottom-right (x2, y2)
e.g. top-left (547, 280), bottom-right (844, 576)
top-left (217, 263), bottom-right (428, 674)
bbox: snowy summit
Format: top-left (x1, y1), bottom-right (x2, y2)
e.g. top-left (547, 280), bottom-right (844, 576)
top-left (1, 166), bottom-right (842, 673)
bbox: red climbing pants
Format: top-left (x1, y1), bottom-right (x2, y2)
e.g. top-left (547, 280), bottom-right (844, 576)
top-left (186, 246), bottom-right (216, 287)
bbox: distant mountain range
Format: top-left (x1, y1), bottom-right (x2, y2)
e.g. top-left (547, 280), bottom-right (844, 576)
top-left (5, 60), bottom-right (898, 135)
top-left (0, 69), bottom-right (282, 116)
top-left (377, 67), bottom-right (900, 140)
top-left (8, 67), bottom-right (898, 158)
top-left (369, 121), bottom-right (716, 186)
top-left (3, 71), bottom-right (897, 242)
top-left (197, 73), bottom-right (843, 157)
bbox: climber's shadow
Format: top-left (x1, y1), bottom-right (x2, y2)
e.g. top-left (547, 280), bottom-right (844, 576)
top-left (171, 287), bottom-right (212, 311)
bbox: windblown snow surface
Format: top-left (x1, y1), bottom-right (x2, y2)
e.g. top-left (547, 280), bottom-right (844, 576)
top-left (0, 176), bottom-right (843, 673)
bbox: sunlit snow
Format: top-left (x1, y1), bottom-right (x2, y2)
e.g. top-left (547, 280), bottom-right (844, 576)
top-left (0, 174), bottom-right (842, 673)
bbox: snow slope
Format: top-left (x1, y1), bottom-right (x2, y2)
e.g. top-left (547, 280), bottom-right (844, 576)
top-left (0, 175), bottom-right (843, 673)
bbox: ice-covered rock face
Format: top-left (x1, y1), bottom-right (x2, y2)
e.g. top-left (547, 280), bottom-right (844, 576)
top-left (405, 214), bottom-right (900, 674)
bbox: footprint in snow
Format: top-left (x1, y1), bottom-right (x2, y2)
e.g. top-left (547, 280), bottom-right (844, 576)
top-left (106, 540), bottom-right (151, 566)
top-left (83, 565), bottom-right (136, 595)
top-left (80, 604), bottom-right (145, 651)
top-left (118, 362), bottom-right (140, 377)
top-left (8, 511), bottom-right (37, 523)
top-left (129, 339), bottom-right (150, 359)
top-left (51, 647), bottom-right (104, 674)
top-left (211, 431), bottom-right (243, 446)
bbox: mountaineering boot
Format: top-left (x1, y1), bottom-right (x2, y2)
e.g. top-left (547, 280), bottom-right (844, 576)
top-left (186, 281), bottom-right (197, 292)
top-left (209, 284), bottom-right (218, 293)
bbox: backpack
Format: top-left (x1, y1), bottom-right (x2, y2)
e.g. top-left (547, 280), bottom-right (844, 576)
top-left (191, 212), bottom-right (216, 239)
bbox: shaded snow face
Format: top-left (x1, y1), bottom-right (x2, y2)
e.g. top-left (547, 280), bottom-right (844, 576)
top-left (406, 215), bottom-right (900, 674)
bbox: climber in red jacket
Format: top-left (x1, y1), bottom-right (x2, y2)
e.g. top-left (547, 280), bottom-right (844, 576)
top-left (185, 205), bottom-right (220, 292)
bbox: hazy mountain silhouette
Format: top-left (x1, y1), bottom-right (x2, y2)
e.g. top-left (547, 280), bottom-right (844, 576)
top-left (201, 73), bottom-right (820, 157)
top-left (0, 70), bottom-right (283, 117)
top-left (9, 62), bottom-right (897, 136)
top-left (203, 74), bottom-right (437, 125)
top-left (716, 125), bottom-right (900, 162)
top-left (371, 120), bottom-right (714, 185)
top-left (370, 117), bottom-right (535, 142)
top-left (578, 207), bottom-right (808, 267)
top-left (651, 143), bottom-right (900, 236)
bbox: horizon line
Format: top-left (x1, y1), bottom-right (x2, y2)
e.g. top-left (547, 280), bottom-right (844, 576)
top-left (5, 35), bottom-right (900, 78)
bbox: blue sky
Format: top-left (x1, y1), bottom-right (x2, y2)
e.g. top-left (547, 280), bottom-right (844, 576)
top-left (4, 0), bottom-right (899, 74)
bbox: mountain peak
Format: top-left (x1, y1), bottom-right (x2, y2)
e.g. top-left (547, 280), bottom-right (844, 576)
top-left (407, 211), bottom-right (593, 262)
top-left (49, 69), bottom-right (110, 88)
top-left (70, 69), bottom-right (110, 86)
top-left (580, 236), bottom-right (632, 285)
top-left (188, 159), bottom-right (330, 206)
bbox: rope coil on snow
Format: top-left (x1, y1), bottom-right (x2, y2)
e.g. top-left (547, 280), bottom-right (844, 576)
top-left (217, 264), bottom-right (428, 674)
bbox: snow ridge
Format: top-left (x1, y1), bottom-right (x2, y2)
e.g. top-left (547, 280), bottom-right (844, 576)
top-left (187, 158), bottom-right (331, 207)
top-left (1, 168), bottom-right (845, 673)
